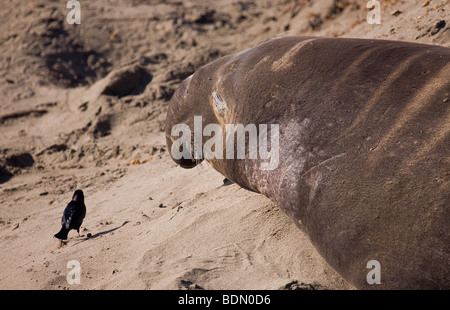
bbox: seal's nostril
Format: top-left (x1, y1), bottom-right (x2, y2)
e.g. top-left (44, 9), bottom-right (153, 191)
top-left (177, 157), bottom-right (200, 169)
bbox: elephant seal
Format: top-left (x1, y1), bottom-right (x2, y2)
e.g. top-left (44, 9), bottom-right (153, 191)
top-left (165, 36), bottom-right (450, 289)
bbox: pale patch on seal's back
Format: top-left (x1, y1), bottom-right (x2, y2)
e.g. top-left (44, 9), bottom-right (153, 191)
top-left (370, 63), bottom-right (450, 159)
top-left (271, 38), bottom-right (317, 71)
top-left (212, 91), bottom-right (227, 119)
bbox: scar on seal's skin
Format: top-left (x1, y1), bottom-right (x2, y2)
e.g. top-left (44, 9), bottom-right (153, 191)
top-left (301, 153), bottom-right (346, 178)
top-left (212, 91), bottom-right (227, 117)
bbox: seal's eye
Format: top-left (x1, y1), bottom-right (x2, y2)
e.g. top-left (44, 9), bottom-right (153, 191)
top-left (212, 91), bottom-right (227, 118)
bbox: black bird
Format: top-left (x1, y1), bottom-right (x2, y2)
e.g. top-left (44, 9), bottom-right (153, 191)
top-left (54, 190), bottom-right (86, 240)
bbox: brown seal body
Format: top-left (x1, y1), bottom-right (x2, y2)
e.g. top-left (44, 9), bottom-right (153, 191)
top-left (165, 36), bottom-right (450, 289)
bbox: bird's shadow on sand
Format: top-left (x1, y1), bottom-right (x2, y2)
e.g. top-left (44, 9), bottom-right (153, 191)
top-left (71, 221), bottom-right (129, 246)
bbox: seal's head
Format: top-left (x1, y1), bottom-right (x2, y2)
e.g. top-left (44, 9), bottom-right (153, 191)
top-left (165, 55), bottom-right (233, 169)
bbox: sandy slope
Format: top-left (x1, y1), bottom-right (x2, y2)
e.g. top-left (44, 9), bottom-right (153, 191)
top-left (0, 0), bottom-right (448, 290)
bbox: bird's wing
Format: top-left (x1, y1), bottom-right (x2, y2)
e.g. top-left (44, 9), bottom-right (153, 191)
top-left (61, 201), bottom-right (77, 229)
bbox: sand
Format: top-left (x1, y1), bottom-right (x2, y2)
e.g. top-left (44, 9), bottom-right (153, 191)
top-left (0, 0), bottom-right (448, 290)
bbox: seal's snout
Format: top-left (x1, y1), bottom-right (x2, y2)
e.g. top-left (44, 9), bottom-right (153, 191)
top-left (166, 134), bottom-right (203, 169)
top-left (178, 157), bottom-right (201, 169)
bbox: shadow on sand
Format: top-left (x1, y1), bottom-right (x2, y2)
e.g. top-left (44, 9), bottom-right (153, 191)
top-left (71, 221), bottom-right (129, 246)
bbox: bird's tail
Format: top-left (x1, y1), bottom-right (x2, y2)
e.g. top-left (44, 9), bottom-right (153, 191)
top-left (54, 227), bottom-right (69, 240)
